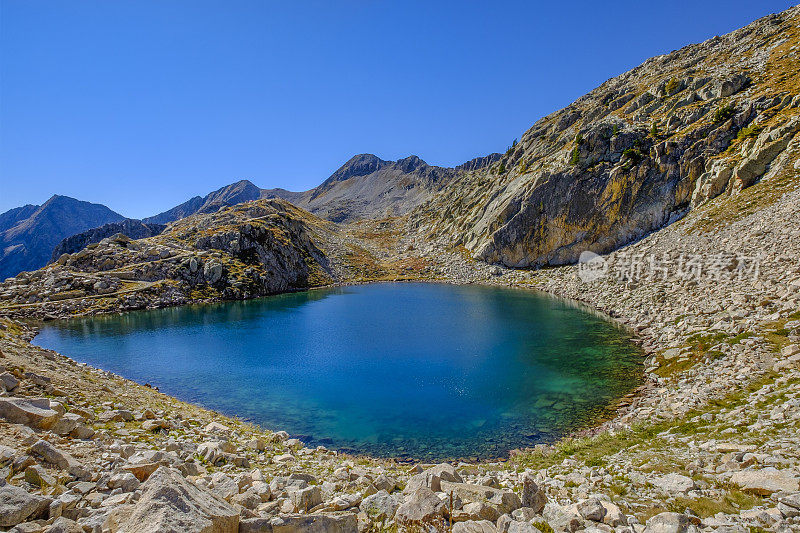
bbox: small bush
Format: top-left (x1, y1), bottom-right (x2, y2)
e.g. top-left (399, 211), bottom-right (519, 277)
top-left (737, 123), bottom-right (763, 140)
top-left (713, 105), bottom-right (735, 124)
top-left (622, 148), bottom-right (644, 165)
top-left (498, 161), bottom-right (506, 174)
top-left (570, 146), bottom-right (580, 166)
top-left (650, 122), bottom-right (660, 138)
top-left (665, 77), bottom-right (681, 95)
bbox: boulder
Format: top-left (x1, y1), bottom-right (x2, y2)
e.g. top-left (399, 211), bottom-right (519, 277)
top-left (47, 516), bottom-right (86, 533)
top-left (122, 462), bottom-right (160, 482)
top-left (112, 466), bottom-right (239, 533)
top-left (426, 463), bottom-right (463, 483)
top-left (643, 512), bottom-right (697, 533)
top-left (520, 473), bottom-right (547, 513)
top-left (238, 517), bottom-right (273, 533)
top-left (108, 472), bottom-right (141, 492)
top-left (50, 413), bottom-right (85, 436)
top-left (372, 474), bottom-right (396, 493)
top-left (395, 487), bottom-right (445, 525)
top-left (99, 409), bottom-right (135, 423)
top-left (453, 520), bottom-right (498, 533)
top-left (270, 512), bottom-right (357, 533)
top-left (0, 482), bottom-right (51, 527)
top-left (576, 498), bottom-right (606, 522)
top-left (543, 502), bottom-right (583, 533)
top-left (288, 485), bottom-right (322, 512)
top-left (0, 371), bottom-right (20, 392)
top-left (25, 464), bottom-right (57, 487)
top-left (0, 397), bottom-right (61, 429)
top-left (652, 473), bottom-right (697, 494)
top-left (29, 440), bottom-right (89, 479)
top-left (204, 262), bottom-right (223, 284)
top-left (458, 501), bottom-right (501, 522)
top-left (507, 522), bottom-right (541, 533)
top-left (730, 468), bottom-right (799, 495)
top-left (600, 501), bottom-right (627, 527)
top-left (439, 481), bottom-right (522, 515)
top-left (230, 489), bottom-right (261, 510)
top-left (359, 490), bottom-right (398, 521)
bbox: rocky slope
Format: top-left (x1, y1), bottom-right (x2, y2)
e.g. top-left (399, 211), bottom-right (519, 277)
top-left (412, 6), bottom-right (800, 268)
top-left (0, 196), bottom-right (125, 281)
top-left (266, 154), bottom-right (498, 223)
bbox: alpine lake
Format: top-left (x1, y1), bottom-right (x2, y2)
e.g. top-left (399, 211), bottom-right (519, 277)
top-left (34, 283), bottom-right (643, 461)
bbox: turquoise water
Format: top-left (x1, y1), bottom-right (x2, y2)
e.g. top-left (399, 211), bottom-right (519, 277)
top-left (34, 283), bottom-right (642, 460)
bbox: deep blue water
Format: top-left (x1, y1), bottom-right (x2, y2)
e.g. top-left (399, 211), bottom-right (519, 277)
top-left (34, 283), bottom-right (642, 460)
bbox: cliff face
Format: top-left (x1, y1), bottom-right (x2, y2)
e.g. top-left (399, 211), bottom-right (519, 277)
top-left (412, 6), bottom-right (800, 267)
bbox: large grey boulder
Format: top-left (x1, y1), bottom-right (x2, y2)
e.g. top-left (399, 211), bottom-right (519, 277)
top-left (575, 498), bottom-right (606, 522)
top-left (652, 473), bottom-right (697, 494)
top-left (440, 481), bottom-right (522, 516)
top-left (0, 397), bottom-right (61, 429)
top-left (453, 520), bottom-right (498, 533)
top-left (287, 485), bottom-right (322, 512)
top-left (270, 512), bottom-right (357, 533)
top-left (730, 467), bottom-right (800, 495)
top-left (426, 463), bottom-right (463, 483)
top-left (359, 489), bottom-right (399, 521)
top-left (29, 440), bottom-right (89, 480)
top-left (395, 487), bottom-right (445, 525)
top-left (520, 473), bottom-right (546, 513)
top-left (111, 466), bottom-right (239, 533)
top-left (403, 462), bottom-right (464, 494)
top-left (542, 502), bottom-right (584, 533)
top-left (0, 371), bottom-right (20, 392)
top-left (643, 512), bottom-right (698, 533)
top-left (47, 516), bottom-right (86, 533)
top-left (507, 521), bottom-right (542, 533)
top-left (0, 482), bottom-right (51, 527)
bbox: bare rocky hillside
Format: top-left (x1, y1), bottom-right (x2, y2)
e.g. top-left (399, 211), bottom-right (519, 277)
top-left (412, 6), bottom-right (800, 268)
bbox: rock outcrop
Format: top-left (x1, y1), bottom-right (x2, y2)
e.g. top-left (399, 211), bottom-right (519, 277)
top-left (50, 219), bottom-right (166, 261)
top-left (413, 7), bottom-right (800, 268)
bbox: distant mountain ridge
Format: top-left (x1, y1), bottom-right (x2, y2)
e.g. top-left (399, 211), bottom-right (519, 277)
top-left (0, 152), bottom-right (499, 278)
top-left (0, 195), bottom-right (125, 279)
top-left (143, 180), bottom-right (266, 224)
top-left (147, 153), bottom-right (501, 225)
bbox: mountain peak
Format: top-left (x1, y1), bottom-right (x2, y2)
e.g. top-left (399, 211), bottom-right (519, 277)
top-left (327, 154), bottom-right (387, 184)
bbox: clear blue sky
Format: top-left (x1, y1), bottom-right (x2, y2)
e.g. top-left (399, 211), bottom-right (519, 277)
top-left (1, 1), bottom-right (795, 219)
